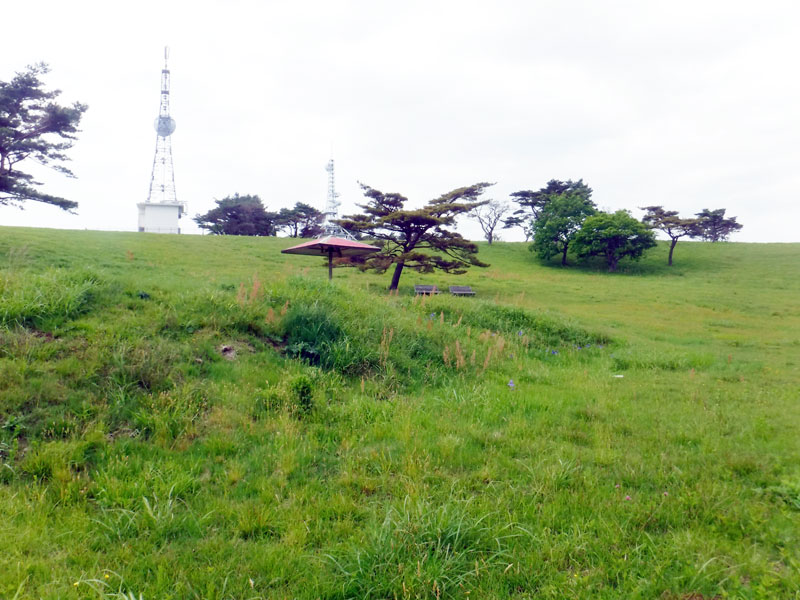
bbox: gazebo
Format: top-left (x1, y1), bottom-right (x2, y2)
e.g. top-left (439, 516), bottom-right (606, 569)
top-left (281, 236), bottom-right (381, 280)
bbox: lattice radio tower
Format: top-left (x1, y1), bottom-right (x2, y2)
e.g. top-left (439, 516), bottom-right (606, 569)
top-left (146, 47), bottom-right (183, 211)
top-left (322, 159), bottom-right (353, 239)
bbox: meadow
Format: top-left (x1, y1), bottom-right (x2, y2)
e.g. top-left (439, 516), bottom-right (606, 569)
top-left (1, 225), bottom-right (798, 599)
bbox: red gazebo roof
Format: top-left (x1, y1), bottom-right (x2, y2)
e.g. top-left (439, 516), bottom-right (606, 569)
top-left (281, 236), bottom-right (381, 257)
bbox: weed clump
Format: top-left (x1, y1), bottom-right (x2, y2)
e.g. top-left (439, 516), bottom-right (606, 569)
top-left (327, 496), bottom-right (512, 598)
top-left (289, 374), bottom-right (314, 413)
top-left (0, 269), bottom-right (99, 328)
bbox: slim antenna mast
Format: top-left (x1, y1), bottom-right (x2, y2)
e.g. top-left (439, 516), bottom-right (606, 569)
top-left (322, 158), bottom-right (354, 239)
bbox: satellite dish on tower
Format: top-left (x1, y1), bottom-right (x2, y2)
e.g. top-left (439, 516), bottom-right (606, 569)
top-left (155, 116), bottom-right (176, 137)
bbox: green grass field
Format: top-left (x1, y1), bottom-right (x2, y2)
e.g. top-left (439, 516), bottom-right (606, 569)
top-left (1, 225), bottom-right (799, 599)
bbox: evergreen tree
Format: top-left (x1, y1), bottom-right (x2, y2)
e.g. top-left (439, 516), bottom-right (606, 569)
top-left (338, 183), bottom-right (491, 290)
top-left (0, 63), bottom-right (87, 211)
top-left (694, 208), bottom-right (743, 242)
top-left (641, 206), bottom-right (701, 265)
top-left (194, 194), bottom-right (279, 235)
top-left (277, 202), bottom-right (325, 238)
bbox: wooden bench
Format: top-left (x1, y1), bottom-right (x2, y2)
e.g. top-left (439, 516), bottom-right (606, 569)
top-left (449, 285), bottom-right (475, 296)
top-left (414, 285), bottom-right (440, 295)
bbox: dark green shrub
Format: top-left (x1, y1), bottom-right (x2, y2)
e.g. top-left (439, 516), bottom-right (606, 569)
top-left (290, 374), bottom-right (314, 413)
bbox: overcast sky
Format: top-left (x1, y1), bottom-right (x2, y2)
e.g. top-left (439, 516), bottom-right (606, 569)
top-left (2, 0), bottom-right (798, 242)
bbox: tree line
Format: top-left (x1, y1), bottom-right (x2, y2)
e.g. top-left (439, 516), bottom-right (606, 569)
top-left (193, 194), bottom-right (326, 238)
top-left (473, 179), bottom-right (743, 269)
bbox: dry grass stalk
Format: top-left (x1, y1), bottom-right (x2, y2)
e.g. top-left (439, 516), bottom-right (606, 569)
top-left (238, 276), bottom-right (263, 306)
top-left (380, 326), bottom-right (395, 364)
top-left (454, 314), bottom-right (463, 327)
top-left (439, 311), bottom-right (444, 324)
top-left (280, 300), bottom-right (289, 316)
top-left (249, 274), bottom-right (262, 304)
top-left (454, 340), bottom-right (466, 369)
top-left (265, 307), bottom-right (276, 324)
top-left (443, 345), bottom-right (451, 367)
top-left (470, 349), bottom-right (477, 365)
top-left (482, 347), bottom-right (493, 372)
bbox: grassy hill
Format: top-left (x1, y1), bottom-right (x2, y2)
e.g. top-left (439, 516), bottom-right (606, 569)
top-left (1, 226), bottom-right (799, 599)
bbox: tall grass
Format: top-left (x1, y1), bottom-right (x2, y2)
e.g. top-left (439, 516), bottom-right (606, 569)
top-left (0, 269), bottom-right (98, 328)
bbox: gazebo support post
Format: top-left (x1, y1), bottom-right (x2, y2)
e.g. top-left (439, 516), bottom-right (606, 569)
top-left (328, 248), bottom-right (333, 280)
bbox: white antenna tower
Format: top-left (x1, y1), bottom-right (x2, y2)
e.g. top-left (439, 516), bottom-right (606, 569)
top-left (137, 47), bottom-right (185, 234)
top-left (147, 47), bottom-right (183, 211)
top-left (322, 158), bottom-right (354, 239)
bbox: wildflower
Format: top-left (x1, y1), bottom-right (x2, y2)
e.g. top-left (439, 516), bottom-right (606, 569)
top-left (517, 330), bottom-right (524, 336)
top-left (74, 582), bottom-right (79, 587)
top-left (104, 574), bottom-right (110, 580)
top-left (551, 350), bottom-right (558, 355)
top-left (507, 379), bottom-right (515, 390)
top-left (429, 313), bottom-right (436, 319)
top-left (615, 483), bottom-right (620, 488)
top-left (625, 495), bottom-right (632, 501)
top-left (663, 491), bottom-right (668, 497)
top-left (509, 354), bottom-right (514, 359)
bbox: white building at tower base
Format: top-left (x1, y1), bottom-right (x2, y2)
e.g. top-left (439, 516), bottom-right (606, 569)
top-left (137, 202), bottom-right (184, 234)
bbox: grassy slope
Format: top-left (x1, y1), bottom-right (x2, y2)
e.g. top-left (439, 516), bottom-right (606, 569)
top-left (1, 226), bottom-right (799, 599)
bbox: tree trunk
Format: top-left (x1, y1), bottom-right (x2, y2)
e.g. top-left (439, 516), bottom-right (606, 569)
top-left (668, 238), bottom-right (678, 266)
top-left (561, 243), bottom-right (568, 266)
top-left (388, 261), bottom-right (405, 290)
top-left (607, 252), bottom-right (619, 272)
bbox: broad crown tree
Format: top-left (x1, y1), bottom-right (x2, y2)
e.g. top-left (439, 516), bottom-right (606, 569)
top-left (278, 202), bottom-right (325, 238)
top-left (694, 208), bottom-right (743, 242)
top-left (338, 183), bottom-right (491, 290)
top-left (0, 63), bottom-right (88, 211)
top-left (572, 210), bottom-right (656, 272)
top-left (531, 192), bottom-right (597, 266)
top-left (505, 179), bottom-right (593, 240)
top-left (194, 194), bottom-right (279, 236)
top-left (508, 178), bottom-right (592, 219)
